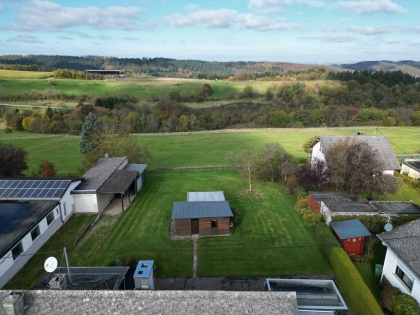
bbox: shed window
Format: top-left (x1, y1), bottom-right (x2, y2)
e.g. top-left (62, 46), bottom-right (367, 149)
top-left (11, 242), bottom-right (23, 260)
top-left (211, 220), bottom-right (218, 228)
top-left (46, 212), bottom-right (55, 225)
top-left (31, 225), bottom-right (41, 241)
top-left (395, 265), bottom-right (414, 291)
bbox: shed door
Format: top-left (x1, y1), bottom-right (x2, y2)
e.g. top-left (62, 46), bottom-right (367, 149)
top-left (191, 219), bottom-right (199, 234)
top-left (74, 195), bottom-right (95, 213)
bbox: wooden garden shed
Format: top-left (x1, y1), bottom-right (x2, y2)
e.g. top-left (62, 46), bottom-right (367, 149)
top-left (330, 219), bottom-right (371, 255)
top-left (172, 201), bottom-right (233, 237)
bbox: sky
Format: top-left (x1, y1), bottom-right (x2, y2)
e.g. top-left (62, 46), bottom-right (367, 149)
top-left (0, 0), bottom-right (419, 63)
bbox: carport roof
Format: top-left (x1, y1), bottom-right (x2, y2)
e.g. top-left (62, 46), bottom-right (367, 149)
top-left (97, 170), bottom-right (138, 194)
top-left (123, 164), bottom-right (147, 174)
top-left (172, 201), bottom-right (233, 219)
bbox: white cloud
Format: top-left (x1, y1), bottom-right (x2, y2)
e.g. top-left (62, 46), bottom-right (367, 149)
top-left (0, 0), bottom-right (153, 31)
top-left (0, 3), bottom-right (6, 13)
top-left (248, 0), bottom-right (325, 14)
top-left (321, 24), bottom-right (343, 32)
top-left (75, 32), bottom-right (94, 39)
top-left (347, 25), bottom-right (392, 35)
top-left (165, 9), bottom-right (302, 31)
top-left (298, 35), bottom-right (358, 42)
top-left (406, 26), bottom-right (420, 33)
top-left (7, 35), bottom-right (44, 43)
top-left (98, 35), bottom-right (112, 40)
top-left (184, 4), bottom-right (200, 12)
top-left (331, 0), bottom-right (407, 15)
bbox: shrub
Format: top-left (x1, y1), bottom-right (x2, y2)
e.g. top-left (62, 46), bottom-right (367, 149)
top-left (393, 293), bottom-right (419, 315)
top-left (295, 196), bottom-right (310, 212)
top-left (381, 276), bottom-right (401, 313)
top-left (330, 247), bottom-right (384, 315)
top-left (231, 207), bottom-right (243, 228)
top-left (300, 209), bottom-right (322, 223)
top-left (314, 223), bottom-right (340, 258)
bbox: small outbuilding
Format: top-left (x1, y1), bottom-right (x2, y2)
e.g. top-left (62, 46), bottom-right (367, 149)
top-left (402, 159), bottom-right (420, 179)
top-left (172, 201), bottom-right (233, 237)
top-left (330, 219), bottom-right (371, 255)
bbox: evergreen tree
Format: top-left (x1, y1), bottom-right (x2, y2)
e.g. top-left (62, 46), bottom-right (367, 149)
top-left (79, 112), bottom-right (100, 156)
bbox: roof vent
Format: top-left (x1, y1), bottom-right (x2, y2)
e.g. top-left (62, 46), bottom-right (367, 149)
top-left (49, 274), bottom-right (67, 290)
top-left (2, 293), bottom-right (25, 315)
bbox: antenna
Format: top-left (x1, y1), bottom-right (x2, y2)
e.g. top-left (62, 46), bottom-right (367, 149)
top-left (44, 257), bottom-right (58, 273)
top-left (63, 247), bottom-right (72, 282)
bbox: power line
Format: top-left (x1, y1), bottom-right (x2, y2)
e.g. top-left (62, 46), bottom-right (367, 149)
top-left (376, 128), bottom-right (414, 156)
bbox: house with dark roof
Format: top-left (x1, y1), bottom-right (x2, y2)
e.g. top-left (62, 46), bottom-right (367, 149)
top-left (309, 135), bottom-right (401, 175)
top-left (0, 178), bottom-right (81, 288)
top-left (172, 192), bottom-right (233, 237)
top-left (378, 218), bottom-right (420, 303)
top-left (71, 157), bottom-right (146, 214)
top-left (402, 159), bottom-right (420, 179)
top-left (330, 219), bottom-right (371, 255)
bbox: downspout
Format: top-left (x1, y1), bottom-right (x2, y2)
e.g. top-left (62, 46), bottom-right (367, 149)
top-left (58, 203), bottom-right (65, 223)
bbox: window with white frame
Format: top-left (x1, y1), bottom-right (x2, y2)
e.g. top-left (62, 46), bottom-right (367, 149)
top-left (30, 225), bottom-right (40, 241)
top-left (46, 211), bottom-right (55, 225)
top-left (395, 265), bottom-right (414, 291)
top-left (11, 242), bottom-right (23, 260)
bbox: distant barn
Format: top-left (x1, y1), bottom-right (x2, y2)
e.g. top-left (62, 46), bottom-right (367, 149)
top-left (85, 70), bottom-right (123, 75)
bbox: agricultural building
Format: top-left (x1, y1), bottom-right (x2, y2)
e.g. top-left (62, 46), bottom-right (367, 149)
top-left (71, 157), bottom-right (146, 214)
top-left (308, 135), bottom-right (401, 175)
top-left (0, 178), bottom-right (80, 288)
top-left (378, 218), bottom-right (420, 304)
top-left (330, 219), bottom-right (371, 255)
top-left (172, 201), bottom-right (233, 237)
top-left (402, 159), bottom-right (420, 179)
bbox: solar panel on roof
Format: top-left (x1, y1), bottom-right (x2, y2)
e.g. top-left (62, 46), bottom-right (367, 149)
top-left (8, 181), bottom-right (19, 188)
top-left (37, 181), bottom-right (47, 188)
top-left (16, 181), bottom-right (26, 188)
top-left (15, 189), bottom-right (27, 198)
top-left (0, 180), bottom-right (70, 200)
top-left (22, 189), bottom-right (34, 198)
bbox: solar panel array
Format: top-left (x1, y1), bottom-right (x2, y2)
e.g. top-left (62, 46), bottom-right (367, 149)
top-left (0, 180), bottom-right (71, 199)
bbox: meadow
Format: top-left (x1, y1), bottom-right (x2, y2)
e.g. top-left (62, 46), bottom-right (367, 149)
top-left (5, 170), bottom-right (331, 289)
top-left (0, 70), bottom-right (53, 79)
top-left (1, 127), bottom-right (418, 176)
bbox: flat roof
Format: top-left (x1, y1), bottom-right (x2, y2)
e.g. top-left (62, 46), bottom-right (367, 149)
top-left (0, 200), bottom-right (58, 259)
top-left (309, 191), bottom-right (366, 203)
top-left (172, 201), bottom-right (233, 219)
top-left (187, 191), bottom-right (225, 202)
top-left (330, 202), bottom-right (375, 213)
top-left (403, 159), bottom-right (420, 172)
top-left (123, 164), bottom-right (147, 175)
top-left (77, 157), bottom-right (127, 191)
top-left (371, 201), bottom-right (420, 214)
top-left (97, 170), bottom-right (138, 194)
top-left (330, 219), bottom-right (371, 239)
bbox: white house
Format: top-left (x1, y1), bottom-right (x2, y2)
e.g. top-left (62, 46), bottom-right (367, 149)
top-left (402, 159), bottom-right (420, 179)
top-left (377, 218), bottom-right (420, 303)
top-left (309, 135), bottom-right (401, 175)
top-left (0, 178), bottom-right (80, 288)
top-left (71, 157), bottom-right (147, 214)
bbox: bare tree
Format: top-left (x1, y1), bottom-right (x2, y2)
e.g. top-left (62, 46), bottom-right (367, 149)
top-left (239, 149), bottom-right (258, 192)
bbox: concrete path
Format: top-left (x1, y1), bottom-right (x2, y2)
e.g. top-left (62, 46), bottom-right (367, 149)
top-left (192, 235), bottom-right (198, 277)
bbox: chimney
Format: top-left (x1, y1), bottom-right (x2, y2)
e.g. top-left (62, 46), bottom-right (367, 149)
top-left (2, 293), bottom-right (25, 315)
top-left (49, 274), bottom-right (67, 290)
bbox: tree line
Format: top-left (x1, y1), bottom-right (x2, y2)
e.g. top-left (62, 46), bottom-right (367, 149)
top-left (327, 70), bottom-right (416, 87)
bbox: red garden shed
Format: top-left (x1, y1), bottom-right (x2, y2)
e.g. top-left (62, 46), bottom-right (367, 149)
top-left (330, 219), bottom-right (371, 255)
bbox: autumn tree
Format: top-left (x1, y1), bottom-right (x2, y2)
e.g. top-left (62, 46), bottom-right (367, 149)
top-left (0, 143), bottom-right (28, 176)
top-left (37, 161), bottom-right (57, 178)
top-left (297, 158), bottom-right (328, 191)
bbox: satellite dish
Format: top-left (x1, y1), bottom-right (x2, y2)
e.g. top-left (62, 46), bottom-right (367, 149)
top-left (44, 257), bottom-right (58, 273)
top-left (105, 153), bottom-right (109, 158)
top-left (384, 223), bottom-right (393, 232)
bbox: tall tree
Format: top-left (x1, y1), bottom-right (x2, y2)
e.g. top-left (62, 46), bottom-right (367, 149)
top-left (79, 112), bottom-right (100, 156)
top-left (37, 161), bottom-right (57, 178)
top-left (239, 149), bottom-right (258, 192)
top-left (0, 143), bottom-right (28, 176)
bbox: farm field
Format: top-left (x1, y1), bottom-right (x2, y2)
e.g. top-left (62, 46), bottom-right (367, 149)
top-left (0, 77), bottom-right (327, 103)
top-left (1, 127), bottom-right (418, 176)
top-left (0, 69), bottom-right (53, 79)
top-left (5, 170), bottom-right (331, 289)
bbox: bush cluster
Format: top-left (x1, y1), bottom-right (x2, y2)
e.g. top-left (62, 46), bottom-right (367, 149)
top-left (393, 293), bottom-right (419, 315)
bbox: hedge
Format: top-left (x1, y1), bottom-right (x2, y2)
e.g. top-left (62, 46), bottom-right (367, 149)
top-left (314, 222), bottom-right (340, 258)
top-left (393, 293), bottom-right (419, 315)
top-left (330, 247), bottom-right (384, 315)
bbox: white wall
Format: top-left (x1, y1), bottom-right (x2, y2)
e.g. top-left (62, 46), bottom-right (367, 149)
top-left (0, 205), bottom-right (63, 288)
top-left (402, 164), bottom-right (420, 179)
top-left (381, 247), bottom-right (420, 303)
top-left (97, 193), bottom-right (115, 213)
top-left (311, 142), bottom-right (325, 164)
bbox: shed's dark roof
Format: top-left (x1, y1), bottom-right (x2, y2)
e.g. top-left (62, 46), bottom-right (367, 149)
top-left (330, 219), bottom-right (371, 239)
top-left (330, 202), bottom-right (375, 213)
top-left (97, 170), bottom-right (138, 194)
top-left (315, 135), bottom-right (401, 170)
top-left (403, 159), bottom-right (420, 172)
top-left (0, 290), bottom-right (298, 315)
top-left (0, 200), bottom-right (58, 259)
top-left (31, 267), bottom-right (129, 290)
top-left (371, 201), bottom-right (420, 214)
top-left (77, 157), bottom-right (127, 191)
top-left (123, 164), bottom-right (147, 174)
top-left (378, 218), bottom-right (420, 278)
top-left (308, 191), bottom-right (366, 203)
top-left (172, 201), bottom-right (233, 219)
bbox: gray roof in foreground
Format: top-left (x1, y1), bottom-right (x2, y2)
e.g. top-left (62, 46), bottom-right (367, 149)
top-left (378, 218), bottom-right (420, 278)
top-left (0, 290), bottom-right (298, 315)
top-left (317, 135), bottom-right (401, 170)
top-left (172, 201), bottom-right (233, 219)
top-left (77, 157), bottom-right (127, 191)
top-left (0, 200), bottom-right (58, 259)
top-left (97, 170), bottom-right (138, 194)
top-left (371, 201), bottom-right (420, 214)
top-left (309, 191), bottom-right (366, 203)
top-left (187, 191), bottom-right (225, 202)
top-left (330, 219), bottom-right (372, 239)
top-left (403, 159), bottom-right (420, 172)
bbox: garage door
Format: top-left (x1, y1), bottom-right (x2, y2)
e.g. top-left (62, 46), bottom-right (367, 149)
top-left (73, 195), bottom-right (95, 213)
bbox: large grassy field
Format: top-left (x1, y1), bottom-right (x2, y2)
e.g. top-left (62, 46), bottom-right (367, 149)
top-left (0, 70), bottom-right (53, 79)
top-left (5, 170), bottom-right (331, 289)
top-left (0, 77), bottom-right (323, 101)
top-left (1, 127), bottom-right (418, 176)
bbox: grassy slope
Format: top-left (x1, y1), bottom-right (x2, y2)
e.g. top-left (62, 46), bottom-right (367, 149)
top-left (0, 127), bottom-right (418, 175)
top-left (0, 70), bottom-right (53, 79)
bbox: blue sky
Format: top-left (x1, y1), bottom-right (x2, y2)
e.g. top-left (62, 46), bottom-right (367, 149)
top-left (0, 0), bottom-right (419, 63)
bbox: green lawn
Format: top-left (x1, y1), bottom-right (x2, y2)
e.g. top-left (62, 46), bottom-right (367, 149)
top-left (5, 170), bottom-right (332, 289)
top-left (0, 70), bottom-right (54, 79)
top-left (1, 127), bottom-right (418, 176)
